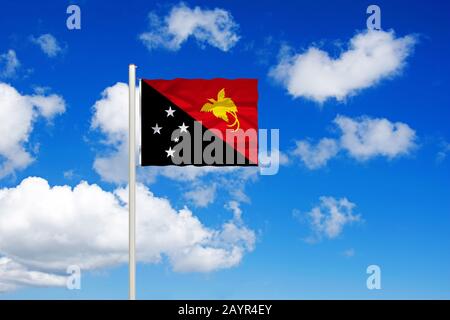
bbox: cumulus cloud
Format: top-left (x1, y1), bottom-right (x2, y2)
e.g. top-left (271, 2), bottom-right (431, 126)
top-left (91, 82), bottom-right (151, 186)
top-left (292, 115), bottom-right (416, 169)
top-left (91, 82), bottom-right (150, 184)
top-left (225, 200), bottom-right (243, 221)
top-left (302, 196), bottom-right (361, 242)
top-left (30, 34), bottom-right (63, 57)
top-left (0, 177), bottom-right (255, 283)
top-left (170, 220), bottom-right (255, 272)
top-left (292, 138), bottom-right (339, 169)
top-left (0, 50), bottom-right (20, 78)
top-left (436, 141), bottom-right (450, 163)
top-left (0, 257), bottom-right (66, 292)
top-left (335, 115), bottom-right (417, 160)
top-left (0, 83), bottom-right (65, 179)
top-left (269, 30), bottom-right (416, 103)
top-left (91, 82), bottom-right (129, 144)
top-left (184, 184), bottom-right (216, 207)
top-left (139, 3), bottom-right (240, 52)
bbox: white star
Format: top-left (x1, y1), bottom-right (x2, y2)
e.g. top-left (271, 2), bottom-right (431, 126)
top-left (173, 136), bottom-right (179, 142)
top-left (179, 122), bottom-right (189, 133)
top-left (165, 147), bottom-right (175, 158)
top-left (152, 123), bottom-right (162, 134)
top-left (165, 106), bottom-right (176, 117)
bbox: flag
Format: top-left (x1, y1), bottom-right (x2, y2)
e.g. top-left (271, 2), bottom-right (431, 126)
top-left (140, 78), bottom-right (258, 166)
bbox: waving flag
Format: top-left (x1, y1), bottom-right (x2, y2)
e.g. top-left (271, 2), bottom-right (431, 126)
top-left (140, 78), bottom-right (258, 166)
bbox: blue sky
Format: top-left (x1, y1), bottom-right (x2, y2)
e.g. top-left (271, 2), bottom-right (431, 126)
top-left (0, 0), bottom-right (449, 299)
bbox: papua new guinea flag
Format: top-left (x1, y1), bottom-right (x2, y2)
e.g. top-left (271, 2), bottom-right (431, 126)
top-left (140, 79), bottom-right (258, 166)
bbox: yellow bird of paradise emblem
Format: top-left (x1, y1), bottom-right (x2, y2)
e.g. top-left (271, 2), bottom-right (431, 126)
top-left (200, 88), bottom-right (240, 131)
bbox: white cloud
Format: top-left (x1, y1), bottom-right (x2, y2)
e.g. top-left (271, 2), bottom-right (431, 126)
top-left (91, 82), bottom-right (129, 144)
top-left (225, 200), bottom-right (243, 221)
top-left (303, 196), bottom-right (361, 242)
top-left (139, 3), bottom-right (240, 52)
top-left (0, 257), bottom-right (66, 292)
top-left (335, 115), bottom-right (416, 160)
top-left (94, 142), bottom-right (129, 184)
top-left (0, 177), bottom-right (255, 282)
top-left (0, 50), bottom-right (20, 78)
top-left (269, 30), bottom-right (416, 103)
top-left (0, 83), bottom-right (66, 179)
top-left (63, 169), bottom-right (76, 180)
top-left (292, 138), bottom-right (339, 169)
top-left (436, 141), bottom-right (450, 163)
top-left (292, 115), bottom-right (416, 169)
top-left (169, 220), bottom-right (255, 272)
top-left (91, 82), bottom-right (136, 184)
top-left (184, 184), bottom-right (216, 207)
top-left (31, 34), bottom-right (63, 57)
top-left (27, 94), bottom-right (66, 118)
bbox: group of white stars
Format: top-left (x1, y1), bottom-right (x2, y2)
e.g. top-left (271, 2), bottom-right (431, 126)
top-left (151, 106), bottom-right (189, 158)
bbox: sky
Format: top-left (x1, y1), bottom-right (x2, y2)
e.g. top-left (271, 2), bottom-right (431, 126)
top-left (0, 0), bottom-right (449, 299)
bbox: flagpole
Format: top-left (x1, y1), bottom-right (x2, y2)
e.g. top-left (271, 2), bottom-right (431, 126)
top-left (128, 64), bottom-right (137, 300)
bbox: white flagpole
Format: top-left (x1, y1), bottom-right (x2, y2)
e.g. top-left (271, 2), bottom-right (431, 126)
top-left (128, 64), bottom-right (137, 300)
